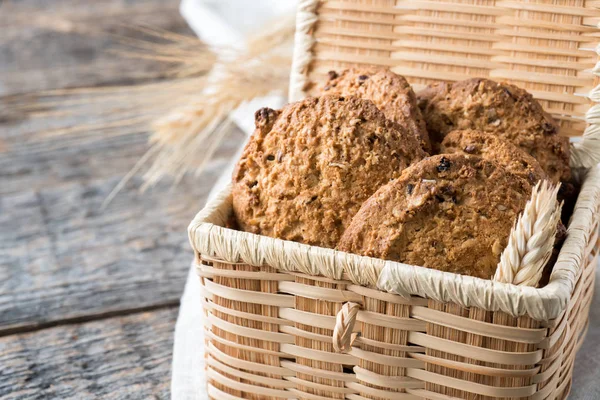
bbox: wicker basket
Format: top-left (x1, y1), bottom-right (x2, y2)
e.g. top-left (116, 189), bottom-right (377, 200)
top-left (189, 1), bottom-right (600, 398)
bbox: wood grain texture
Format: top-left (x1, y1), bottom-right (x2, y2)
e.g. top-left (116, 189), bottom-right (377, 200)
top-left (0, 0), bottom-right (194, 96)
top-left (0, 129), bottom-right (242, 334)
top-left (0, 308), bottom-right (177, 399)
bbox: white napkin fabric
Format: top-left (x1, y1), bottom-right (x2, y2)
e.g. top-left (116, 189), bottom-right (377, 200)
top-left (171, 138), bottom-right (240, 400)
top-left (171, 2), bottom-right (294, 397)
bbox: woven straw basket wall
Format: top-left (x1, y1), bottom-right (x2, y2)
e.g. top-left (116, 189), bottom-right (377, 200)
top-left (189, 0), bottom-right (600, 399)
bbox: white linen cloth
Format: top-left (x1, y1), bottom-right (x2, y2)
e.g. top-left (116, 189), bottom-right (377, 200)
top-left (170, 2), bottom-right (599, 398)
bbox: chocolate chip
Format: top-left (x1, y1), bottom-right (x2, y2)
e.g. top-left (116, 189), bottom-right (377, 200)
top-left (451, 196), bottom-right (458, 204)
top-left (249, 181), bottom-right (258, 188)
top-left (255, 107), bottom-right (274, 124)
top-left (542, 121), bottom-right (557, 135)
top-left (464, 144), bottom-right (476, 154)
top-left (338, 96), bottom-right (345, 101)
top-left (307, 195), bottom-right (318, 204)
top-left (437, 156), bottom-right (451, 172)
top-left (328, 70), bottom-right (338, 80)
top-left (431, 240), bottom-right (437, 247)
top-left (358, 74), bottom-right (369, 81)
top-left (528, 171), bottom-right (536, 183)
top-left (266, 155), bottom-right (275, 161)
top-left (407, 183), bottom-right (414, 195)
top-left (435, 195), bottom-right (445, 203)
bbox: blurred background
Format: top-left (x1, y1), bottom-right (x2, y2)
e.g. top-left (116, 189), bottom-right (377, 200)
top-left (0, 1), bottom-right (252, 398)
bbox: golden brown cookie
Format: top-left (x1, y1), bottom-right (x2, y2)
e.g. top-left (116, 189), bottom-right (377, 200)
top-left (322, 68), bottom-right (431, 152)
top-left (417, 78), bottom-right (570, 182)
top-left (232, 95), bottom-right (426, 248)
top-left (439, 129), bottom-right (546, 185)
top-left (337, 154), bottom-right (533, 279)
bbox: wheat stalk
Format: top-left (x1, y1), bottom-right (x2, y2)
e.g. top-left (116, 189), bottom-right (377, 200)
top-left (141, 13), bottom-right (296, 187)
top-left (493, 181), bottom-right (563, 287)
top-left (6, 17), bottom-right (296, 204)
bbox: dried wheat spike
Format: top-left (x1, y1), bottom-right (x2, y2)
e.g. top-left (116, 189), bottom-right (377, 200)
top-left (493, 180), bottom-right (563, 287)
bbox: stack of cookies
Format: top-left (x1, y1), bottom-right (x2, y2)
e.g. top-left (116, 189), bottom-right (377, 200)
top-left (231, 68), bottom-right (573, 281)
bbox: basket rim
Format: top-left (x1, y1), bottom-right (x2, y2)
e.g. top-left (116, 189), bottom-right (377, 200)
top-left (188, 165), bottom-right (600, 322)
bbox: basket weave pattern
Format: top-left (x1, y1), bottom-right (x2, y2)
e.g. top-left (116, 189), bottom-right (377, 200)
top-left (192, 0), bottom-right (600, 398)
top-left (292, 0), bottom-right (598, 139)
top-left (194, 176), bottom-right (598, 399)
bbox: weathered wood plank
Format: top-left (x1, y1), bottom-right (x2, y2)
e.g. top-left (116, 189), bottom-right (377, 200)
top-left (0, 308), bottom-right (177, 399)
top-left (0, 128), bottom-right (241, 195)
top-left (0, 0), bottom-right (194, 96)
top-left (0, 147), bottom-right (240, 334)
top-left (0, 99), bottom-right (244, 334)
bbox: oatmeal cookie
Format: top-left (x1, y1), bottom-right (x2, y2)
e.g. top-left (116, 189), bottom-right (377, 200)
top-left (322, 68), bottom-right (431, 152)
top-left (417, 78), bottom-right (570, 182)
top-left (440, 129), bottom-right (546, 185)
top-left (337, 154), bottom-right (533, 279)
top-left (232, 95), bottom-right (426, 248)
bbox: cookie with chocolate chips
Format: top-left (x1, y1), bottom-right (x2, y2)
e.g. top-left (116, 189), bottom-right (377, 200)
top-left (440, 129), bottom-right (546, 185)
top-left (417, 78), bottom-right (570, 182)
top-left (337, 153), bottom-right (533, 279)
top-left (232, 95), bottom-right (426, 248)
top-left (322, 68), bottom-right (431, 152)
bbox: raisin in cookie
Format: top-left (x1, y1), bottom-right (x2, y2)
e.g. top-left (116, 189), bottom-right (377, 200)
top-left (322, 68), bottom-right (431, 152)
top-left (232, 95), bottom-right (426, 248)
top-left (338, 154), bottom-right (532, 279)
top-left (440, 129), bottom-right (546, 185)
top-left (417, 78), bottom-right (570, 182)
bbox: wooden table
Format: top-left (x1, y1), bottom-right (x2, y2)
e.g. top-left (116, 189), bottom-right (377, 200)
top-left (0, 1), bottom-right (241, 398)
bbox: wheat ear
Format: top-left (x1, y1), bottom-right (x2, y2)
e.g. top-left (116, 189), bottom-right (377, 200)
top-left (493, 180), bottom-right (563, 287)
top-left (142, 13), bottom-right (296, 186)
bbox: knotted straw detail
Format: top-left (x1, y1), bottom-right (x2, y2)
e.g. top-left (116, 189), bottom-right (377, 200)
top-left (493, 181), bottom-right (562, 287)
top-left (333, 302), bottom-right (361, 353)
top-left (288, 0), bottom-right (319, 102)
top-left (570, 60), bottom-right (600, 175)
